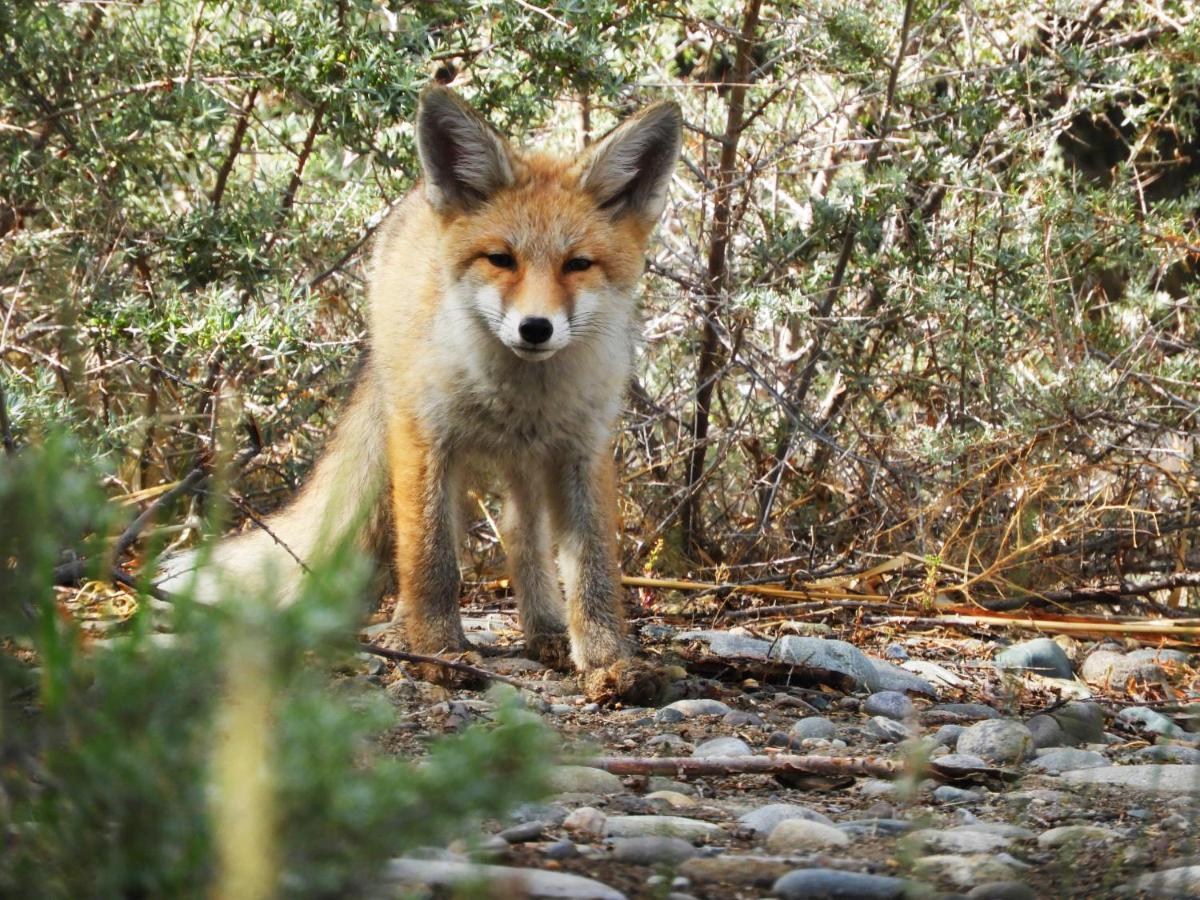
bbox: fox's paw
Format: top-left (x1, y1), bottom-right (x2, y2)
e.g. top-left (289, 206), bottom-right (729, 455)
top-left (414, 650), bottom-right (488, 690)
top-left (526, 630), bottom-right (573, 671)
top-left (582, 658), bottom-right (672, 708)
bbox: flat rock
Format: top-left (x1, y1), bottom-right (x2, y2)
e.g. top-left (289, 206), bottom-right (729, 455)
top-left (1058, 765), bottom-right (1200, 794)
top-left (967, 882), bottom-right (1038, 900)
top-left (934, 785), bottom-right (984, 804)
top-left (1135, 744), bottom-right (1200, 765)
top-left (1126, 648), bottom-right (1194, 666)
top-left (1080, 649), bottom-right (1168, 689)
top-left (866, 715), bottom-right (916, 742)
top-left (1037, 825), bottom-right (1121, 848)
top-left (912, 854), bottom-right (1018, 887)
top-left (909, 827), bottom-right (1013, 854)
top-left (864, 691), bottom-right (916, 721)
top-left (765, 818), bottom-right (851, 852)
top-left (956, 719), bottom-right (1034, 765)
top-left (837, 818), bottom-right (913, 836)
top-left (692, 736), bottom-right (752, 757)
top-left (548, 767), bottom-right (624, 795)
top-left (1118, 865), bottom-right (1200, 898)
top-left (1118, 706), bottom-right (1186, 739)
top-left (994, 638), bottom-right (1075, 680)
top-left (791, 716), bottom-right (838, 740)
top-left (679, 855), bottom-right (793, 887)
top-left (611, 836), bottom-right (698, 865)
top-left (737, 802), bottom-right (833, 834)
top-left (644, 790), bottom-right (698, 810)
top-left (1028, 748), bottom-right (1109, 773)
top-left (904, 659), bottom-right (968, 689)
top-left (658, 698), bottom-right (732, 719)
top-left (385, 858), bottom-right (625, 899)
top-left (928, 702), bottom-right (1001, 721)
top-left (1050, 701), bottom-right (1107, 744)
top-left (604, 815), bottom-right (724, 842)
top-left (868, 659), bottom-right (938, 697)
top-left (773, 868), bottom-right (910, 899)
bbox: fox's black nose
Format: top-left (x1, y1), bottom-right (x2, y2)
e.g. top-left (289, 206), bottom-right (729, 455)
top-left (518, 317), bottom-right (554, 345)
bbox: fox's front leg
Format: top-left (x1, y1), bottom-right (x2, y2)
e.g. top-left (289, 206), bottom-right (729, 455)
top-left (549, 450), bottom-right (630, 672)
top-left (503, 472), bottom-right (571, 668)
top-left (387, 414), bottom-right (469, 660)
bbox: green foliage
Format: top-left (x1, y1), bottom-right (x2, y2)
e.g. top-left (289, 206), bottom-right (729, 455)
top-left (0, 438), bottom-right (554, 898)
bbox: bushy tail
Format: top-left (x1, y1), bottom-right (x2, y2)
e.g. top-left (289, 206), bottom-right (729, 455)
top-left (156, 373), bottom-right (391, 605)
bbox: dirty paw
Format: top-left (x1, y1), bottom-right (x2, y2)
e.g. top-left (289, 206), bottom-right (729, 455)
top-left (526, 631), bottom-right (573, 670)
top-left (582, 658), bottom-right (673, 707)
top-left (414, 650), bottom-right (488, 690)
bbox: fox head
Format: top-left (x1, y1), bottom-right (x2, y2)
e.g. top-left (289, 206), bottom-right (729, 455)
top-left (415, 86), bottom-right (682, 361)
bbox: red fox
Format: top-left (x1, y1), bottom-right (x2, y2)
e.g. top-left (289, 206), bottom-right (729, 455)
top-left (159, 86), bottom-right (682, 688)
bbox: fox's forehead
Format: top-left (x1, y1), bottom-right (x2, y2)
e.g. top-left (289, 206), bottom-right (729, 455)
top-left (452, 154), bottom-right (614, 257)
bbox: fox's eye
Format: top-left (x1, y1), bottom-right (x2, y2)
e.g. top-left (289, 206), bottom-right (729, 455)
top-left (486, 252), bottom-right (516, 270)
top-left (563, 257), bottom-right (592, 273)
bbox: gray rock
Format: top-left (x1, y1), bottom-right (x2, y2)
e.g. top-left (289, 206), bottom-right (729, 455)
top-left (722, 710), bottom-right (763, 727)
top-left (1028, 748), bottom-right (1109, 774)
top-left (765, 818), bottom-right (851, 852)
top-left (548, 766), bottom-right (624, 794)
top-left (935, 724), bottom-right (966, 747)
top-left (692, 736), bottom-right (752, 757)
top-left (1037, 825), bottom-right (1121, 848)
top-left (1058, 764), bottom-right (1200, 794)
top-left (1081, 649), bottom-right (1168, 689)
top-left (1051, 702), bottom-right (1107, 744)
top-left (994, 638), bottom-right (1075, 679)
top-left (769, 636), bottom-right (877, 687)
top-left (499, 821), bottom-right (545, 843)
top-left (1025, 715), bottom-right (1066, 749)
top-left (868, 659), bottom-right (939, 697)
top-left (967, 882), bottom-right (1037, 900)
top-left (1135, 744), bottom-right (1200, 765)
top-left (864, 691), bottom-right (916, 721)
top-left (909, 827), bottom-right (1012, 853)
top-left (956, 719), bottom-right (1034, 764)
top-left (509, 803), bottom-right (568, 827)
top-left (935, 785), bottom-right (985, 804)
top-left (867, 715), bottom-right (916, 742)
top-left (773, 868), bottom-right (910, 899)
top-left (1118, 706), bottom-right (1185, 739)
top-left (647, 733), bottom-right (691, 751)
top-left (611, 836), bottom-right (698, 865)
top-left (679, 855), bottom-right (793, 887)
top-left (542, 839), bottom-right (578, 860)
top-left (934, 753), bottom-right (991, 773)
top-left (737, 802), bottom-right (834, 835)
top-left (563, 807), bottom-right (607, 837)
top-left (1127, 648), bottom-right (1194, 667)
top-left (885, 643), bottom-right (909, 661)
top-left (654, 707), bottom-right (685, 724)
top-left (912, 854), bottom-right (1018, 887)
top-left (659, 698), bottom-right (732, 719)
top-left (385, 858), bottom-right (625, 899)
top-left (837, 818), bottom-right (913, 836)
top-left (676, 630), bottom-right (771, 660)
top-left (929, 703), bottom-right (1001, 721)
top-left (1119, 865), bottom-right (1200, 898)
top-left (790, 716), bottom-right (837, 740)
top-left (604, 816), bottom-right (724, 841)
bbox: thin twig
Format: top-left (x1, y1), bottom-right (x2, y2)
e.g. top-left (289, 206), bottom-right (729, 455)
top-left (359, 642), bottom-right (538, 692)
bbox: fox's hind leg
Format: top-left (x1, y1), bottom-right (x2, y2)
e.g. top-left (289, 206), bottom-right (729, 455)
top-left (502, 469), bottom-right (571, 669)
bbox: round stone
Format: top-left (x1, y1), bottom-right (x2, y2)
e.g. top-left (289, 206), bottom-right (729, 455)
top-left (956, 719), bottom-right (1034, 764)
top-left (864, 690), bottom-right (916, 721)
top-left (765, 818), bottom-right (851, 852)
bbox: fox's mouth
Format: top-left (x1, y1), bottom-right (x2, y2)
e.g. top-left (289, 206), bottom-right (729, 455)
top-left (509, 343), bottom-right (559, 361)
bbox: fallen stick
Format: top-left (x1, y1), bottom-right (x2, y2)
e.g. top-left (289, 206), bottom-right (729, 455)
top-left (722, 599), bottom-right (902, 620)
top-left (866, 614), bottom-right (1200, 640)
top-left (586, 754), bottom-right (902, 780)
top-left (359, 642), bottom-right (539, 692)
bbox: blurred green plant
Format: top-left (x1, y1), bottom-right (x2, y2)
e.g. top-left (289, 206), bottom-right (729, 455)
top-left (0, 437), bottom-right (555, 898)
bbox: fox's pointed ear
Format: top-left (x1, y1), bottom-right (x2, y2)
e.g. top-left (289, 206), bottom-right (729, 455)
top-left (417, 86), bottom-right (514, 213)
top-left (581, 101), bottom-right (682, 228)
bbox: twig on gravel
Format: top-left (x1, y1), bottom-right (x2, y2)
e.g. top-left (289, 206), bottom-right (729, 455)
top-left (587, 754), bottom-right (903, 780)
top-left (359, 642), bottom-right (540, 692)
